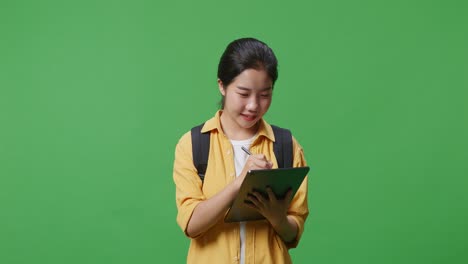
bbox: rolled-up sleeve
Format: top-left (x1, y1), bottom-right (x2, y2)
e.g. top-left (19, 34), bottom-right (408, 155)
top-left (285, 136), bottom-right (309, 248)
top-left (173, 132), bottom-right (206, 236)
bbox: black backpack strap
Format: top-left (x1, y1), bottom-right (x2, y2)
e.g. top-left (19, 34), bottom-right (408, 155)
top-left (271, 125), bottom-right (293, 168)
top-left (191, 123), bottom-right (210, 182)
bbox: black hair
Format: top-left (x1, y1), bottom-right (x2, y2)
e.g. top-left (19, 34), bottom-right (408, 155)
top-left (217, 38), bottom-right (278, 108)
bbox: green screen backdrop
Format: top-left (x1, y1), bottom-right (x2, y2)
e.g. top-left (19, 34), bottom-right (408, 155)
top-left (1, 0), bottom-right (467, 263)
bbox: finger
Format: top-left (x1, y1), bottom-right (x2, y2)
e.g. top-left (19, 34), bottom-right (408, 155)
top-left (252, 154), bottom-right (266, 160)
top-left (247, 193), bottom-right (261, 207)
top-left (244, 200), bottom-right (258, 210)
top-left (265, 187), bottom-right (277, 202)
top-left (251, 191), bottom-right (267, 203)
top-left (252, 159), bottom-right (273, 169)
top-left (243, 157), bottom-right (272, 172)
top-left (284, 188), bottom-right (293, 201)
top-left (250, 154), bottom-right (271, 164)
top-left (245, 158), bottom-right (265, 170)
top-left (266, 161), bottom-right (273, 169)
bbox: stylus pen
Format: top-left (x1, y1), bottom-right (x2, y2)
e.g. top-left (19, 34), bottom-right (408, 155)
top-left (241, 146), bottom-right (252, 156)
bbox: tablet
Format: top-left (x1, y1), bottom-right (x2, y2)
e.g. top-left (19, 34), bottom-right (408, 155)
top-left (224, 166), bottom-right (309, 223)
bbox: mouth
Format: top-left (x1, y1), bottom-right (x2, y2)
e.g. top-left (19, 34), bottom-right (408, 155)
top-left (241, 114), bottom-right (257, 122)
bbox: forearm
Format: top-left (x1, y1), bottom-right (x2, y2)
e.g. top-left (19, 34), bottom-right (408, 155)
top-left (185, 154), bottom-right (271, 237)
top-left (270, 215), bottom-right (298, 243)
top-left (186, 180), bottom-right (240, 237)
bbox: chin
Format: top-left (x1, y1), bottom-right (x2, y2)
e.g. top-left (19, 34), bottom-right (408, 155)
top-left (238, 119), bottom-right (259, 129)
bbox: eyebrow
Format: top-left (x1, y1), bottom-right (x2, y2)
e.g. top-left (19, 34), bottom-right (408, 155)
top-left (236, 86), bottom-right (272, 91)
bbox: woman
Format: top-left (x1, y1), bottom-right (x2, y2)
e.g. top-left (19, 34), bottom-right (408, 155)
top-left (173, 38), bottom-right (309, 264)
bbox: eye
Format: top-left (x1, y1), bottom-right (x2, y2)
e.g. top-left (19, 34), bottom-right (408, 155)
top-left (260, 93), bottom-right (271, 98)
top-left (238, 93), bottom-right (249, 98)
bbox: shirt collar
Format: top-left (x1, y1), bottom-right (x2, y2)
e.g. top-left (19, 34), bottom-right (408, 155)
top-left (201, 110), bottom-right (276, 142)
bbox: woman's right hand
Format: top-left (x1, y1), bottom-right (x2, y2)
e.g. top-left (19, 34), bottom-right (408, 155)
top-left (235, 154), bottom-right (273, 188)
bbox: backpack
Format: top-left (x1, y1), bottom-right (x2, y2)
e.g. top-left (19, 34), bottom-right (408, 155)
top-left (191, 123), bottom-right (293, 183)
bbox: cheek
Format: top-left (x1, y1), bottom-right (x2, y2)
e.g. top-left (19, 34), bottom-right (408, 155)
top-left (235, 98), bottom-right (248, 110)
top-left (225, 93), bottom-right (243, 108)
top-left (261, 98), bottom-right (272, 109)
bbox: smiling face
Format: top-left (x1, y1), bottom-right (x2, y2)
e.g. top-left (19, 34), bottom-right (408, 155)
top-left (218, 68), bottom-right (273, 140)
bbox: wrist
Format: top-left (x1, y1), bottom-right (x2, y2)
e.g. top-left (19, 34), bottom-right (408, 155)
top-left (234, 171), bottom-right (247, 190)
top-left (270, 215), bottom-right (288, 230)
top-left (230, 177), bottom-right (242, 194)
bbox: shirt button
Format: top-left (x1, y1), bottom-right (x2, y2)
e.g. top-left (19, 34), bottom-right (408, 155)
top-left (227, 150), bottom-right (231, 155)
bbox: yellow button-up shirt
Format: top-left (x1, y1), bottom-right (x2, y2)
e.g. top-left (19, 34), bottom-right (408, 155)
top-left (173, 111), bottom-right (309, 264)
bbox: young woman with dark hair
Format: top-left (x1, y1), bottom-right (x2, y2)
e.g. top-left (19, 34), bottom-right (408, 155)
top-left (173, 38), bottom-right (309, 264)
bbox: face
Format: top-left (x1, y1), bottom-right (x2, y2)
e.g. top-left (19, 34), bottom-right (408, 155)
top-left (218, 69), bottom-right (273, 139)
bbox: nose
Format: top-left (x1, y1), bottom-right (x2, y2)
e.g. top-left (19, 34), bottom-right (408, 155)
top-left (246, 97), bottom-right (259, 112)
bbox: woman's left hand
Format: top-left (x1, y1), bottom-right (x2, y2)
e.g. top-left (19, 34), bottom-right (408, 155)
top-left (245, 187), bottom-right (293, 227)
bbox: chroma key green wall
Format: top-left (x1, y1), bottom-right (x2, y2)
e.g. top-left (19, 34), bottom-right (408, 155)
top-left (1, 0), bottom-right (467, 263)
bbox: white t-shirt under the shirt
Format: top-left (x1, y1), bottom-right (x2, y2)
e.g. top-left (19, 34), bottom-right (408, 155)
top-left (230, 135), bottom-right (255, 264)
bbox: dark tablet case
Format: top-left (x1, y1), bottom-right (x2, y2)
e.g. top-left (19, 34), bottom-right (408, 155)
top-left (224, 166), bottom-right (309, 223)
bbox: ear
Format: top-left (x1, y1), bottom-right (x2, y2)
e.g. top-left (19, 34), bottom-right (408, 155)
top-left (217, 79), bottom-right (226, 96)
